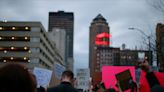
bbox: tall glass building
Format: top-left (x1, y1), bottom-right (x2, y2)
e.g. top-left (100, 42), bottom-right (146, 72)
top-left (48, 11), bottom-right (74, 71)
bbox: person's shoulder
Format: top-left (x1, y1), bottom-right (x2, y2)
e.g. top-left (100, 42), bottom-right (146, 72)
top-left (47, 85), bottom-right (62, 92)
top-left (73, 88), bottom-right (80, 92)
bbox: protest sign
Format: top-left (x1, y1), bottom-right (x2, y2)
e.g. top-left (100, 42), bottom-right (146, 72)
top-left (102, 66), bottom-right (135, 91)
top-left (33, 67), bottom-right (52, 88)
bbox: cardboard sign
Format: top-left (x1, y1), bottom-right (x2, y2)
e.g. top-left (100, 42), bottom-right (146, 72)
top-left (115, 69), bottom-right (133, 91)
top-left (33, 67), bottom-right (52, 88)
top-left (102, 66), bottom-right (135, 91)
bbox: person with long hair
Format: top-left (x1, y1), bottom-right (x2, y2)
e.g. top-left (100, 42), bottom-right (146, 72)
top-left (0, 63), bottom-right (37, 92)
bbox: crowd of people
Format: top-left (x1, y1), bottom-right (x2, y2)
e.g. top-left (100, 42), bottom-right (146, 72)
top-left (0, 60), bottom-right (163, 92)
top-left (0, 63), bottom-right (78, 92)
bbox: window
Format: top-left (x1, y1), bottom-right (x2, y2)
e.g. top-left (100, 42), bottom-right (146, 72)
top-left (31, 27), bottom-right (40, 32)
top-left (30, 37), bottom-right (40, 42)
top-left (30, 48), bottom-right (40, 53)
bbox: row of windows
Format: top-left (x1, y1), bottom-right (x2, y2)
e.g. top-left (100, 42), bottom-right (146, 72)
top-left (99, 52), bottom-right (112, 55)
top-left (0, 46), bottom-right (53, 64)
top-left (40, 40), bottom-right (54, 59)
top-left (97, 55), bottom-right (112, 58)
top-left (0, 26), bottom-right (30, 31)
top-left (0, 36), bottom-right (30, 41)
top-left (97, 50), bottom-right (110, 52)
top-left (0, 47), bottom-right (41, 54)
top-left (97, 56), bottom-right (112, 60)
top-left (97, 59), bottom-right (113, 62)
top-left (96, 60), bottom-right (112, 64)
top-left (30, 58), bottom-right (39, 63)
top-left (0, 47), bottom-right (30, 52)
top-left (30, 37), bottom-right (40, 42)
top-left (39, 59), bottom-right (50, 69)
top-left (0, 36), bottom-right (41, 42)
top-left (121, 56), bottom-right (133, 59)
top-left (40, 50), bottom-right (53, 64)
top-left (41, 30), bottom-right (54, 52)
top-left (0, 57), bottom-right (30, 63)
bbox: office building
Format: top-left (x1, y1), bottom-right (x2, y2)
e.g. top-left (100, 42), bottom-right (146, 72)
top-left (156, 23), bottom-right (164, 72)
top-left (94, 47), bottom-right (120, 72)
top-left (49, 11), bottom-right (74, 70)
top-left (89, 14), bottom-right (110, 87)
top-left (120, 49), bottom-right (151, 66)
top-left (0, 21), bottom-right (63, 70)
top-left (48, 28), bottom-right (66, 65)
top-left (92, 47), bottom-right (120, 86)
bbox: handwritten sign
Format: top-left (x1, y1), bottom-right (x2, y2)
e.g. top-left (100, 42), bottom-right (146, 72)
top-left (76, 68), bottom-right (90, 91)
top-left (33, 67), bottom-right (52, 88)
top-left (54, 62), bottom-right (65, 80)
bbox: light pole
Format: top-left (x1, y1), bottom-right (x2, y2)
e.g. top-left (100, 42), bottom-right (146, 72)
top-left (128, 27), bottom-right (152, 65)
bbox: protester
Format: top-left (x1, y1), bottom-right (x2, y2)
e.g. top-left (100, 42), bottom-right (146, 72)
top-left (47, 70), bottom-right (78, 92)
top-left (139, 59), bottom-right (151, 73)
top-left (139, 60), bottom-right (164, 92)
top-left (0, 63), bottom-right (37, 92)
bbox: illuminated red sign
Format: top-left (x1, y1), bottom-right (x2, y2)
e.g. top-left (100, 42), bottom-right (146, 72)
top-left (95, 32), bottom-right (111, 46)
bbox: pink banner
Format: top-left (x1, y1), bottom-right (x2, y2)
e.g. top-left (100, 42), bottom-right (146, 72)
top-left (102, 66), bottom-right (135, 91)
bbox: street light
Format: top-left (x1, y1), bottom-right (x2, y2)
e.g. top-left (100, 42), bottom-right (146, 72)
top-left (128, 28), bottom-right (150, 37)
top-left (128, 27), bottom-right (152, 65)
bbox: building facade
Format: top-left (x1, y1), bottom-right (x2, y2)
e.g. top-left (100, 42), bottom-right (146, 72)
top-left (48, 28), bottom-right (66, 65)
top-left (156, 23), bottom-right (164, 72)
top-left (48, 11), bottom-right (74, 71)
top-left (94, 47), bottom-right (120, 72)
top-left (92, 47), bottom-right (120, 86)
top-left (120, 49), bottom-right (152, 66)
top-left (0, 21), bottom-right (63, 70)
top-left (89, 14), bottom-right (111, 87)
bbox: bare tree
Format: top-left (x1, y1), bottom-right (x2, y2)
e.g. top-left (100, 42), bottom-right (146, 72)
top-left (147, 0), bottom-right (164, 15)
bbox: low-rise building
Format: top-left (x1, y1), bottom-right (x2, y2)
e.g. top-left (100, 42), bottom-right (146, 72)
top-left (120, 49), bottom-right (152, 66)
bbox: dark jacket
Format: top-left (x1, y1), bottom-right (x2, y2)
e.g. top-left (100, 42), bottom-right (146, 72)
top-left (47, 82), bottom-right (78, 92)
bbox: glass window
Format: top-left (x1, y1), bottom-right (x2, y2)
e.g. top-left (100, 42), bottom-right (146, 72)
top-left (30, 58), bottom-right (39, 63)
top-left (30, 48), bottom-right (40, 53)
top-left (30, 37), bottom-right (40, 42)
top-left (31, 27), bottom-right (40, 32)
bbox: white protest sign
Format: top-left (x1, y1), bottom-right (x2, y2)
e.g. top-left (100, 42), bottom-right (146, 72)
top-left (76, 68), bottom-right (90, 91)
top-left (33, 67), bottom-right (52, 88)
top-left (54, 62), bottom-right (65, 80)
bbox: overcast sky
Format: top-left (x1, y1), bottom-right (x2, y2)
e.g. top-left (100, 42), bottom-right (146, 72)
top-left (0, 0), bottom-right (163, 71)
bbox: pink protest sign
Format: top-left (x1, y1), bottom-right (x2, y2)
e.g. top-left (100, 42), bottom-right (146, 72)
top-left (139, 71), bottom-right (164, 92)
top-left (102, 66), bottom-right (135, 91)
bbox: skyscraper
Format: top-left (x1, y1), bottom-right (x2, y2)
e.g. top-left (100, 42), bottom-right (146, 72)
top-left (48, 28), bottom-right (66, 65)
top-left (48, 11), bottom-right (74, 70)
top-left (89, 14), bottom-right (110, 86)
